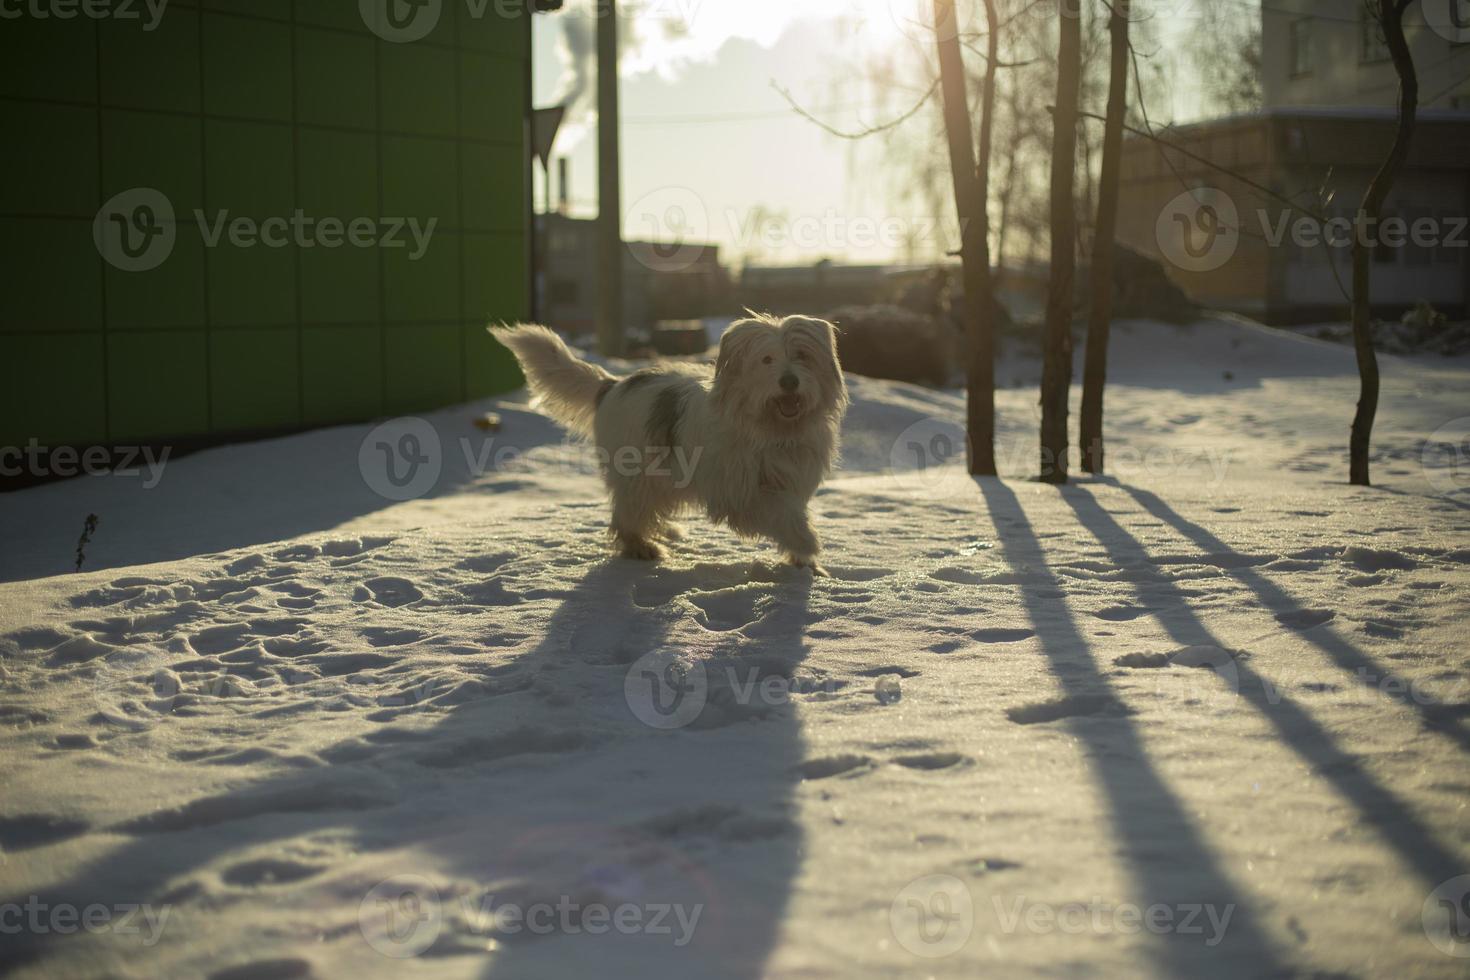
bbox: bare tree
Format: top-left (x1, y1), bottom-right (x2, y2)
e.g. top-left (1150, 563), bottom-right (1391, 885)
top-left (932, 0), bottom-right (998, 475)
top-left (1349, 0), bottom-right (1418, 486)
top-left (1078, 0), bottom-right (1129, 474)
top-left (1040, 0), bottom-right (1081, 484)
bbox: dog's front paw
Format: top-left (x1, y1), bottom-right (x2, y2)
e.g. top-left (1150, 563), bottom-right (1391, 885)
top-left (620, 537), bottom-right (666, 562)
top-left (788, 555), bottom-right (829, 577)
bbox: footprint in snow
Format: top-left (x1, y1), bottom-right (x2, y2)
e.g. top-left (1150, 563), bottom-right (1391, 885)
top-left (354, 577), bottom-right (424, 608)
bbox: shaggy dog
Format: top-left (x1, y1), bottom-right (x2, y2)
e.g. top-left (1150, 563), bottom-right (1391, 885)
top-left (492, 315), bottom-right (848, 571)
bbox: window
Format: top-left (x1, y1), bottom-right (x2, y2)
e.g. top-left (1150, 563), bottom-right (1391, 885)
top-left (1360, 9), bottom-right (1390, 62)
top-left (1290, 19), bottom-right (1313, 76)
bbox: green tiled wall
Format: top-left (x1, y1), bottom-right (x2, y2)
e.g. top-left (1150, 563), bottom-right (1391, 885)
top-left (1, 0), bottom-right (529, 449)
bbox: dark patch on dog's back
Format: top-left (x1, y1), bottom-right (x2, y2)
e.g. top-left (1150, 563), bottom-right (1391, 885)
top-left (620, 370), bottom-right (662, 392)
top-left (647, 383), bottom-right (691, 449)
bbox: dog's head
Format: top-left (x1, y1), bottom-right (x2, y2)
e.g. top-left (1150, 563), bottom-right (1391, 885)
top-left (711, 313), bottom-right (848, 430)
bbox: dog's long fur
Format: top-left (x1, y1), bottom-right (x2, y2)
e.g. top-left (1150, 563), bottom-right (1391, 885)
top-left (492, 315), bottom-right (848, 568)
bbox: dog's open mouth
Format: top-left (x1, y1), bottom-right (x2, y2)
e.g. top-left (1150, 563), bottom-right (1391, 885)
top-left (773, 393), bottom-right (803, 419)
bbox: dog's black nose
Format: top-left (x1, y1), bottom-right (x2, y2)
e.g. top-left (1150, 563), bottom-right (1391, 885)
top-left (779, 372), bottom-right (799, 392)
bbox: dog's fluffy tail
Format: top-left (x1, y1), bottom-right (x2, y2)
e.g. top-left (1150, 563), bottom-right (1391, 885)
top-left (491, 324), bottom-right (614, 438)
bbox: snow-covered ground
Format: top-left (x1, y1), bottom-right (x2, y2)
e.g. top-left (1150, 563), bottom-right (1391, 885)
top-left (2, 318), bottom-right (1468, 979)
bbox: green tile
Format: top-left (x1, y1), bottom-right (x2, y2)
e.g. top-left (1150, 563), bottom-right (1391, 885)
top-left (461, 142), bottom-right (524, 231)
top-left (295, 26), bottom-right (376, 130)
top-left (99, 9), bottom-right (200, 113)
top-left (380, 41), bottom-right (458, 137)
top-left (105, 222), bottom-right (207, 329)
top-left (107, 330), bottom-right (210, 442)
top-left (299, 128), bottom-right (377, 218)
top-left (296, 0), bottom-right (372, 33)
top-left (205, 119), bottom-right (294, 219)
top-left (202, 12), bottom-right (292, 120)
top-left (459, 51), bottom-right (523, 141)
top-left (384, 231), bottom-right (459, 322)
top-left (464, 322), bottom-right (522, 398)
top-left (462, 231), bottom-right (526, 322)
top-left (302, 324), bottom-right (383, 423)
top-left (101, 110), bottom-right (203, 215)
top-left (0, 333), bottom-right (107, 448)
top-left (0, 102), bottom-right (98, 216)
top-left (361, 2), bottom-right (455, 47)
top-left (208, 240), bottom-right (297, 326)
top-left (384, 322), bottom-right (460, 414)
top-left (382, 134), bottom-right (458, 229)
top-left (0, 219), bottom-right (102, 331)
top-left (210, 327), bottom-right (300, 432)
top-left (458, 0), bottom-right (527, 57)
top-left (299, 244), bottom-right (380, 324)
top-left (0, 15), bottom-right (97, 103)
top-left (203, 0), bottom-right (291, 19)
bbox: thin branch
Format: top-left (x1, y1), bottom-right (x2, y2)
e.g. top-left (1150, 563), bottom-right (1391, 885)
top-left (773, 77), bottom-right (940, 140)
top-left (957, 41), bottom-right (1036, 69)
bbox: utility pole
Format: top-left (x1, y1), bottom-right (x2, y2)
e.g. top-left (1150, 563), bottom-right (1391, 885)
top-left (596, 0), bottom-right (623, 356)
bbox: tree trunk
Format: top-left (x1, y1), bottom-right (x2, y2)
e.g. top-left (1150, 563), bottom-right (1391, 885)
top-left (932, 0), bottom-right (997, 475)
top-left (1079, 0), bottom-right (1129, 474)
top-left (1349, 1), bottom-right (1417, 486)
top-left (1040, 0), bottom-right (1082, 484)
top-left (595, 0), bottom-right (624, 357)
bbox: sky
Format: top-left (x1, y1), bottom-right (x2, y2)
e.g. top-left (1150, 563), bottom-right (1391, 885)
top-left (529, 0), bottom-right (1233, 268)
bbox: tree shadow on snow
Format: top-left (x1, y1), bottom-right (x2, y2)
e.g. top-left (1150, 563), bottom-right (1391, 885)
top-left (1062, 482), bottom-right (1466, 890)
top-left (976, 477), bottom-right (1291, 977)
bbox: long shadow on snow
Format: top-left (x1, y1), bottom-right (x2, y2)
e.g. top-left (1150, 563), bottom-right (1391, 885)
top-left (0, 559), bottom-right (813, 980)
top-left (977, 477), bottom-right (1290, 977)
top-left (1063, 484), bottom-right (1466, 895)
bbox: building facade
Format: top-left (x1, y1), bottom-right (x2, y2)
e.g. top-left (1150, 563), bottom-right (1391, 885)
top-left (2, 1), bottom-right (537, 454)
top-left (1115, 0), bottom-right (1469, 323)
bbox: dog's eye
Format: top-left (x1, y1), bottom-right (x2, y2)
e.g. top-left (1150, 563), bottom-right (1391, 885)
top-left (762, 355), bottom-right (774, 365)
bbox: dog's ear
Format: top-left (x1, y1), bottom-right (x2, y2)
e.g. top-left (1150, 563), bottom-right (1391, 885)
top-left (711, 318), bottom-right (763, 410)
top-left (714, 318), bottom-right (760, 381)
top-left (786, 316), bottom-right (848, 411)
